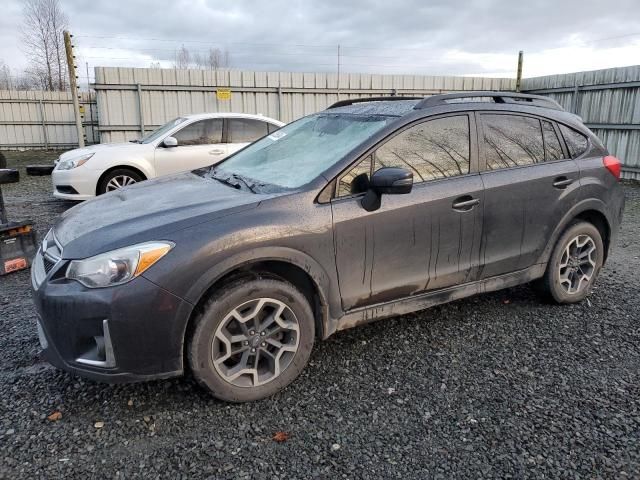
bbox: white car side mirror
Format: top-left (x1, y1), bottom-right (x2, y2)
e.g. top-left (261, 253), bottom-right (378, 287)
top-left (163, 136), bottom-right (178, 148)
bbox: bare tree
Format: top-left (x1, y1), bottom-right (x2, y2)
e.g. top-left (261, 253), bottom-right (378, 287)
top-left (205, 47), bottom-right (230, 70)
top-left (0, 60), bottom-right (12, 89)
top-left (21, 0), bottom-right (68, 91)
top-left (192, 51), bottom-right (203, 69)
top-left (47, 0), bottom-right (68, 90)
top-left (174, 46), bottom-right (230, 70)
top-left (174, 45), bottom-right (191, 69)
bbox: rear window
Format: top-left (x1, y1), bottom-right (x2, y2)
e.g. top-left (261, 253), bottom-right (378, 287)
top-left (559, 124), bottom-right (589, 158)
top-left (228, 119), bottom-right (270, 143)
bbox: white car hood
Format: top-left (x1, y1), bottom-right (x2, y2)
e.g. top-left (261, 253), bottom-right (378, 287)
top-left (57, 142), bottom-right (151, 163)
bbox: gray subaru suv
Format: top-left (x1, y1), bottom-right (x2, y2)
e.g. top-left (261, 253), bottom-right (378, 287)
top-left (32, 92), bottom-right (625, 402)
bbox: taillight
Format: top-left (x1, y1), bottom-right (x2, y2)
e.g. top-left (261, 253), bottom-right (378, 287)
top-left (603, 155), bottom-right (622, 180)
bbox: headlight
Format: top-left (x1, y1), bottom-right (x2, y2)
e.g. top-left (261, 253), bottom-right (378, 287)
top-left (66, 241), bottom-right (174, 288)
top-left (56, 152), bottom-right (94, 170)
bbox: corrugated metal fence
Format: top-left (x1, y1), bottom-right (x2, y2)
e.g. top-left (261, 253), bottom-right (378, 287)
top-left (1, 65), bottom-right (639, 179)
top-left (0, 90), bottom-right (97, 150)
top-left (93, 67), bottom-right (514, 143)
top-left (521, 65), bottom-right (640, 180)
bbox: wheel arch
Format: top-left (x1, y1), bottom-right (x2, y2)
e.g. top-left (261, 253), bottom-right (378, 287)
top-left (96, 165), bottom-right (148, 195)
top-left (540, 199), bottom-right (613, 266)
top-left (181, 248), bottom-right (336, 361)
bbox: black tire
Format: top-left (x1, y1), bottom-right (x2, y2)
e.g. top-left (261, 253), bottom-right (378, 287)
top-left (537, 221), bottom-right (604, 304)
top-left (97, 168), bottom-right (144, 195)
top-left (0, 152), bottom-right (6, 169)
top-left (0, 168), bottom-right (19, 185)
top-left (26, 165), bottom-right (55, 176)
top-left (188, 277), bottom-right (315, 402)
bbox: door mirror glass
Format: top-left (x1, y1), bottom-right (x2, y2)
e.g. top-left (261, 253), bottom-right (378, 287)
top-left (370, 167), bottom-right (413, 195)
top-left (163, 136), bottom-right (178, 148)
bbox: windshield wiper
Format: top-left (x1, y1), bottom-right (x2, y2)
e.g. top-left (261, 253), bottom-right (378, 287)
top-left (209, 170), bottom-right (258, 193)
top-left (209, 170), bottom-right (255, 193)
top-left (230, 173), bottom-right (258, 194)
top-left (129, 139), bottom-right (140, 143)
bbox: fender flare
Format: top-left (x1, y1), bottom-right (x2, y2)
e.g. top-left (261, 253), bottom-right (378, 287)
top-left (537, 198), bottom-right (612, 266)
top-left (183, 246), bottom-right (341, 337)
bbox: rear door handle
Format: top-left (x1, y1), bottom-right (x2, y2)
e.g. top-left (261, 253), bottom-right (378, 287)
top-left (553, 177), bottom-right (573, 189)
top-left (209, 148), bottom-right (225, 155)
top-left (452, 196), bottom-right (480, 211)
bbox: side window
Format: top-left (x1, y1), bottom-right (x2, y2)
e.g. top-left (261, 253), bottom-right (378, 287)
top-left (337, 157), bottom-right (371, 197)
top-left (373, 115), bottom-right (470, 183)
top-left (482, 114), bottom-right (544, 169)
top-left (228, 119), bottom-right (269, 143)
top-left (559, 124), bottom-right (589, 158)
top-left (542, 121), bottom-right (564, 161)
top-left (174, 119), bottom-right (222, 146)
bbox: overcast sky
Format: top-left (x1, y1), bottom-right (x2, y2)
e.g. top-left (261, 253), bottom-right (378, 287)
top-left (2, 0), bottom-right (640, 82)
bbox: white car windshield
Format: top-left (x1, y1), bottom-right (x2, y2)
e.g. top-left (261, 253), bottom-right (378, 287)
top-left (140, 117), bottom-right (188, 144)
top-left (215, 113), bottom-right (393, 189)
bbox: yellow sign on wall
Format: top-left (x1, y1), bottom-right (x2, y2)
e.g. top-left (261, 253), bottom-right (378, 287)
top-left (216, 89), bottom-right (232, 100)
top-left (78, 105), bottom-right (85, 113)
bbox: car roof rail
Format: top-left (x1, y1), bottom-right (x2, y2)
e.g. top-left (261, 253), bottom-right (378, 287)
top-left (327, 96), bottom-right (425, 109)
top-left (413, 91), bottom-right (564, 111)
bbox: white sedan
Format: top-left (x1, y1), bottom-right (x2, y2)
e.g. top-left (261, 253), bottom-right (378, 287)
top-left (52, 113), bottom-right (284, 200)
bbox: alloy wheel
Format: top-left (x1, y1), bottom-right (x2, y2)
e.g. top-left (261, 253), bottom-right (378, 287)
top-left (105, 175), bottom-right (137, 191)
top-left (558, 234), bottom-right (597, 294)
top-left (212, 298), bottom-right (300, 387)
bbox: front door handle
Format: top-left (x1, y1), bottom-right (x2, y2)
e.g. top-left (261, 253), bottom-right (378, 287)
top-left (553, 176), bottom-right (573, 189)
top-left (209, 148), bottom-right (225, 155)
top-left (452, 196), bottom-right (480, 211)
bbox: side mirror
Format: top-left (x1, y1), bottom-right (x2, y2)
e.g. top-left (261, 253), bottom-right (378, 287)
top-left (163, 136), bottom-right (178, 148)
top-left (361, 167), bottom-right (413, 212)
top-left (370, 167), bottom-right (413, 194)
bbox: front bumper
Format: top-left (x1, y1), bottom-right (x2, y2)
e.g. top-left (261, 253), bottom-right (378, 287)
top-left (51, 165), bottom-right (100, 200)
top-left (31, 249), bottom-right (194, 383)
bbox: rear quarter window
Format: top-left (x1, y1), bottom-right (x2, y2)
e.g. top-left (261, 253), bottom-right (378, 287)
top-left (559, 124), bottom-right (589, 158)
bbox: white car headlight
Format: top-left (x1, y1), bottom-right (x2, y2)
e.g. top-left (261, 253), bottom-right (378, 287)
top-left (66, 241), bottom-right (174, 288)
top-left (56, 152), bottom-right (95, 170)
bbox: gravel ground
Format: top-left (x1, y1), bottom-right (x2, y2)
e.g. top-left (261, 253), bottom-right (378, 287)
top-left (1, 150), bottom-right (639, 479)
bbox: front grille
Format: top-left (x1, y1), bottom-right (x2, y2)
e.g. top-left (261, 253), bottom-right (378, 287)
top-left (43, 256), bottom-right (56, 274)
top-left (35, 229), bottom-right (62, 284)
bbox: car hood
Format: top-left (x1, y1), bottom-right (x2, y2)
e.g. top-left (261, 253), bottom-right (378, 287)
top-left (57, 142), bottom-right (149, 163)
top-left (55, 172), bottom-right (267, 259)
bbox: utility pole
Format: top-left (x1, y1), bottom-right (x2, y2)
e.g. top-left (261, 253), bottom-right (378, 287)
top-left (86, 62), bottom-right (96, 144)
top-left (336, 44), bottom-right (341, 100)
top-left (515, 50), bottom-right (524, 92)
top-left (64, 30), bottom-right (85, 148)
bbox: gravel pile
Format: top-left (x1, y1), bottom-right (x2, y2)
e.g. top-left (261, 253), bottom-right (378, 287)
top-left (1, 150), bottom-right (639, 478)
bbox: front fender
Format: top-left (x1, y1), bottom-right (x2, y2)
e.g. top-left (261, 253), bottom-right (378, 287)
top-left (178, 246), bottom-right (340, 335)
top-left (89, 157), bottom-right (155, 180)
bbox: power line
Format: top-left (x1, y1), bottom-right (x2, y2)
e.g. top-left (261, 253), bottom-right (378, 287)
top-left (77, 45), bottom-right (432, 61)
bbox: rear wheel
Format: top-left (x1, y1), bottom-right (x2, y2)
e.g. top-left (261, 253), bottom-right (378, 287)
top-left (188, 277), bottom-right (315, 402)
top-left (97, 168), bottom-right (144, 195)
top-left (537, 221), bottom-right (604, 303)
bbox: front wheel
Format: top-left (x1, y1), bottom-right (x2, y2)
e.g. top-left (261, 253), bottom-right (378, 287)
top-left (97, 168), bottom-right (144, 195)
top-left (188, 277), bottom-right (315, 402)
top-left (537, 221), bottom-right (604, 304)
